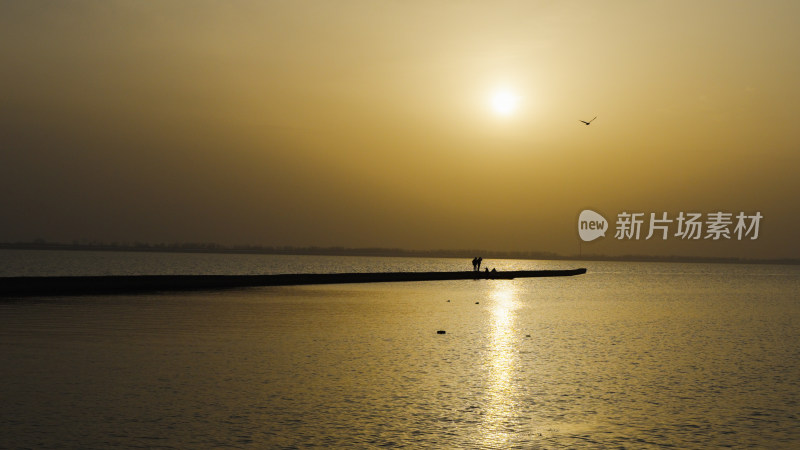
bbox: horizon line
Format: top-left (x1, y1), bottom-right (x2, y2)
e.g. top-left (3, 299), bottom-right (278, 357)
top-left (1, 240), bottom-right (797, 266)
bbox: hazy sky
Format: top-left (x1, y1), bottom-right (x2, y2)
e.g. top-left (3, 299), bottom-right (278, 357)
top-left (2, 1), bottom-right (799, 259)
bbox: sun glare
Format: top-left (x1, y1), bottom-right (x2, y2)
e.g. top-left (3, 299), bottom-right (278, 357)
top-left (490, 90), bottom-right (519, 117)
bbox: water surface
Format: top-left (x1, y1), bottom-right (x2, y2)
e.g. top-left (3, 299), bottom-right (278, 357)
top-left (1, 253), bottom-right (798, 448)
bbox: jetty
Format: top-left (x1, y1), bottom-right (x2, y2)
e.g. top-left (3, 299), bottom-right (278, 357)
top-left (0, 268), bottom-right (587, 297)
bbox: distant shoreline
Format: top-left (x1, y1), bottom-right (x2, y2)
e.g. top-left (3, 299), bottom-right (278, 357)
top-left (1, 242), bottom-right (797, 266)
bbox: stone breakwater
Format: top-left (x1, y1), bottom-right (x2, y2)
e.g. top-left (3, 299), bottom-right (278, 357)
top-left (0, 269), bottom-right (587, 297)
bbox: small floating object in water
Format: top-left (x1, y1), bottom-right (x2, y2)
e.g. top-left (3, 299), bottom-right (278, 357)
top-left (475, 301), bottom-right (480, 304)
top-left (446, 299), bottom-right (450, 302)
top-left (525, 334), bottom-right (531, 338)
top-left (437, 330), bottom-right (446, 334)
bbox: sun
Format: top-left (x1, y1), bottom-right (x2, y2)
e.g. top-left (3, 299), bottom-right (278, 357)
top-left (490, 90), bottom-right (519, 117)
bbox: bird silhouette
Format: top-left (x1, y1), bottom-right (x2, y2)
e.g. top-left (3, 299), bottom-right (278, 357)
top-left (580, 116), bottom-right (597, 125)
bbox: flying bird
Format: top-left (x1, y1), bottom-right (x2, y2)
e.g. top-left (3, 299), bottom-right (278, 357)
top-left (580, 116), bottom-right (597, 125)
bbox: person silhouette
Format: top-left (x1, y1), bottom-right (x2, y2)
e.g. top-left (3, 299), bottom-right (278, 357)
top-left (477, 257), bottom-right (483, 271)
top-left (471, 257), bottom-right (478, 271)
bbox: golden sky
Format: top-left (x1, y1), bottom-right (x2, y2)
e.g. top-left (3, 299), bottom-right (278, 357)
top-left (1, 1), bottom-right (798, 259)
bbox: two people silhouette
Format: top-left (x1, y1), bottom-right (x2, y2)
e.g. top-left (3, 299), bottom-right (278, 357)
top-left (471, 256), bottom-right (483, 272)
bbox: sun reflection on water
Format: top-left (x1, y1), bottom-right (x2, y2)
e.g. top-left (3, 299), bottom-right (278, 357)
top-left (481, 282), bottom-right (522, 447)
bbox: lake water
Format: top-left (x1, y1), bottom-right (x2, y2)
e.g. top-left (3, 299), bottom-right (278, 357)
top-left (1, 250), bottom-right (799, 448)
